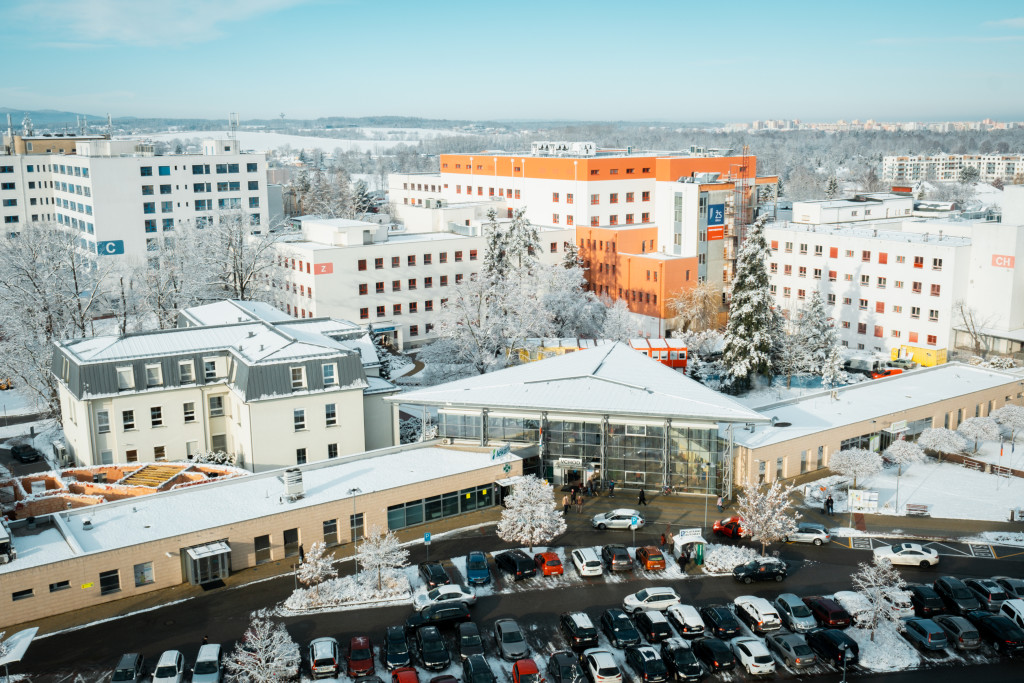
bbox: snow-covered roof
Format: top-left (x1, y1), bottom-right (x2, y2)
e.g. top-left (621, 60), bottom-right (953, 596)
top-left (2, 444), bottom-right (518, 575)
top-left (765, 222), bottom-right (972, 247)
top-left (179, 300), bottom-right (291, 326)
top-left (727, 363), bottom-right (1024, 449)
top-left (395, 343), bottom-right (766, 424)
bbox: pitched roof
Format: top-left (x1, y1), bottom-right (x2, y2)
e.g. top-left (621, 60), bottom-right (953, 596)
top-left (395, 343), bottom-right (766, 423)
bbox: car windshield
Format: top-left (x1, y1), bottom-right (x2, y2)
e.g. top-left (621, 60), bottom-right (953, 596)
top-left (502, 630), bottom-right (524, 643)
top-left (351, 648), bottom-right (371, 660)
top-left (793, 643), bottom-right (814, 656)
top-left (791, 603), bottom-right (812, 617)
top-left (422, 639), bottom-right (446, 653)
top-left (963, 629), bottom-right (979, 639)
top-left (155, 666), bottom-right (178, 677)
top-left (952, 586), bottom-right (972, 599)
top-left (547, 559), bottom-right (562, 566)
top-left (586, 561), bottom-right (601, 568)
top-left (647, 660), bottom-right (666, 675)
top-left (598, 667), bottom-right (619, 676)
top-left (742, 561), bottom-right (759, 571)
top-left (469, 555), bottom-right (486, 567)
top-left (520, 673), bottom-right (540, 683)
top-left (112, 670), bottom-right (136, 682)
top-left (990, 589), bottom-right (1008, 600)
top-left (194, 662), bottom-right (218, 674)
top-left (647, 553), bottom-right (663, 561)
top-left (753, 655), bottom-right (773, 664)
top-left (462, 634), bottom-right (483, 646)
top-left (635, 590), bottom-right (650, 600)
top-left (313, 657), bottom-right (335, 667)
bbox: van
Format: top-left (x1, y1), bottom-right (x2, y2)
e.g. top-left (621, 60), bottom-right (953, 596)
top-left (111, 653), bottom-right (146, 682)
top-left (999, 598), bottom-right (1024, 630)
top-left (191, 643), bottom-right (223, 683)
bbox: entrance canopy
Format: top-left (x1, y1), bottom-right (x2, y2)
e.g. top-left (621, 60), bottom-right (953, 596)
top-left (185, 540), bottom-right (231, 561)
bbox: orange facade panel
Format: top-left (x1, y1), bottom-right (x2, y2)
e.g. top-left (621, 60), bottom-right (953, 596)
top-left (654, 155), bottom-right (759, 182)
top-left (440, 154), bottom-right (660, 181)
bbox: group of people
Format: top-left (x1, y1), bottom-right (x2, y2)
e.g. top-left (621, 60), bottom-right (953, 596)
top-left (561, 487), bottom-right (586, 514)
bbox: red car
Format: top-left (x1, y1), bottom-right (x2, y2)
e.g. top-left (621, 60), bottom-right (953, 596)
top-left (712, 516), bottom-right (745, 538)
top-left (512, 658), bottom-right (543, 683)
top-left (534, 552), bottom-right (564, 576)
top-left (392, 667), bottom-right (420, 683)
top-left (803, 596), bottom-right (852, 628)
top-left (348, 636), bottom-right (375, 677)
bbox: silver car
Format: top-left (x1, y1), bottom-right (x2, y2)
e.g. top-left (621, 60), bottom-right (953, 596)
top-left (785, 523), bottom-right (831, 546)
top-left (964, 578), bottom-right (1008, 613)
top-left (494, 618), bottom-right (529, 661)
top-left (191, 644), bottom-right (223, 683)
top-left (592, 509), bottom-right (645, 530)
top-left (772, 593), bottom-right (817, 632)
top-left (765, 632), bottom-right (816, 668)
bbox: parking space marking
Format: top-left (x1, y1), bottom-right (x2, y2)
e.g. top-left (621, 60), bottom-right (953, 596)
top-left (991, 546), bottom-right (1024, 560)
top-left (850, 537), bottom-right (873, 550)
top-left (969, 544), bottom-right (995, 558)
top-left (924, 542), bottom-right (971, 556)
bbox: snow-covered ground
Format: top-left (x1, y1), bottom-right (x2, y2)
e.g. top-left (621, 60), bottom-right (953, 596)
top-left (702, 544), bottom-right (759, 574)
top-left (962, 434), bottom-right (1024, 469)
top-left (844, 622), bottom-right (921, 671)
top-left (0, 386), bottom-right (44, 418)
top-left (130, 129), bottom-right (460, 155)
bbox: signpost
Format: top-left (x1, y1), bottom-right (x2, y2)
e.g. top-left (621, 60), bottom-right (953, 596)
top-left (424, 532), bottom-right (431, 558)
top-left (631, 515), bottom-right (639, 546)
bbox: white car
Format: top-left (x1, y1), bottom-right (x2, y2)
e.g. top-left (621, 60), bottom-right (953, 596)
top-left (623, 587), bottom-right (681, 614)
top-left (572, 548), bottom-right (604, 577)
top-left (592, 509), bottom-right (645, 530)
top-left (665, 604), bottom-right (704, 638)
top-left (730, 637), bottom-right (775, 675)
top-left (873, 542), bottom-right (939, 567)
top-left (581, 648), bottom-right (622, 683)
top-left (733, 596), bottom-right (782, 633)
top-left (833, 591), bottom-right (873, 627)
top-left (152, 650), bottom-right (186, 683)
top-left (413, 584), bottom-right (477, 611)
top-left (882, 588), bottom-right (914, 618)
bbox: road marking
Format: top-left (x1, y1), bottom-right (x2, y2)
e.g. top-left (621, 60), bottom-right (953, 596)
top-left (992, 546), bottom-right (1024, 560)
top-left (925, 542), bottom-right (970, 556)
top-left (969, 544), bottom-right (994, 558)
top-left (851, 537), bottom-right (873, 550)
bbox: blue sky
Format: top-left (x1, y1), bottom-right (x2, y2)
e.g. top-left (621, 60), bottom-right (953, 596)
top-left (2, 0), bottom-right (1023, 122)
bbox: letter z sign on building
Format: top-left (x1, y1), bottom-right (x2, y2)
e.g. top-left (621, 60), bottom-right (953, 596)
top-left (314, 263), bottom-right (334, 275)
top-left (706, 204), bottom-right (725, 241)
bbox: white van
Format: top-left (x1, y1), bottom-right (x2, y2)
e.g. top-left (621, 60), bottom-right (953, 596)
top-left (191, 643), bottom-right (223, 683)
top-left (999, 598), bottom-right (1024, 630)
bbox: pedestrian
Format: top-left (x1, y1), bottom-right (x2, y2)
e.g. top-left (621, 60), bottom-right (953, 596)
top-left (298, 543), bottom-right (305, 563)
top-left (587, 480), bottom-right (595, 498)
top-left (576, 494), bottom-right (583, 514)
top-left (826, 495), bottom-right (834, 516)
top-left (608, 480), bottom-right (616, 497)
top-left (716, 496), bottom-right (724, 513)
top-left (562, 494), bottom-right (570, 514)
top-left (637, 489), bottom-right (648, 506)
top-left (202, 634), bottom-right (209, 645)
top-left (660, 533), bottom-right (667, 548)
top-left (679, 546), bottom-right (690, 570)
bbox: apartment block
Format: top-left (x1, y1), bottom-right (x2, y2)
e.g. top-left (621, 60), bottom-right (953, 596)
top-left (883, 153), bottom-right (1024, 184)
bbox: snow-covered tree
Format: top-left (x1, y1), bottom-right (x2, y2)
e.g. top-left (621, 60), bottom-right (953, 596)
top-left (540, 264), bottom-right (605, 338)
top-left (796, 291), bottom-right (840, 369)
top-left (138, 223), bottom-right (217, 329)
top-left (993, 404), bottom-right (1024, 441)
top-left (957, 416), bottom-right (1001, 453)
top-left (821, 346), bottom-right (848, 389)
top-left (851, 556), bottom-right (906, 641)
top-left (884, 438), bottom-right (925, 471)
top-left (774, 331), bottom-right (811, 389)
top-left (917, 428), bottom-right (967, 462)
top-left (481, 210), bottom-right (509, 281)
top-left (668, 280), bottom-right (721, 334)
top-left (497, 475), bottom-right (567, 553)
top-left (295, 541), bottom-right (337, 601)
top-left (722, 216), bottom-right (780, 391)
top-left (189, 450), bottom-right (236, 466)
top-left (824, 175), bottom-right (839, 199)
top-left (202, 212), bottom-right (281, 302)
top-left (372, 333), bottom-right (394, 380)
top-left (827, 448), bottom-right (883, 489)
top-left (600, 297), bottom-right (635, 343)
top-left (504, 208), bottom-right (541, 275)
top-left (735, 480), bottom-right (800, 555)
top-left (356, 525), bottom-right (410, 591)
top-left (561, 240), bottom-right (581, 269)
top-left (224, 611), bottom-right (300, 683)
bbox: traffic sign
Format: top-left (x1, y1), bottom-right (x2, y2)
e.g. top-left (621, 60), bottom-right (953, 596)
top-left (631, 516), bottom-right (639, 526)
top-left (424, 532), bottom-right (431, 545)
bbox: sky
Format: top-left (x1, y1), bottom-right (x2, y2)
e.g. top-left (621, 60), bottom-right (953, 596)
top-left (2, 0), bottom-right (1023, 123)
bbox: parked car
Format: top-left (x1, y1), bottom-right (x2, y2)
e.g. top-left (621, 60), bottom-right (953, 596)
top-left (881, 588), bottom-right (915, 619)
top-left (1000, 598), bottom-right (1024, 630)
top-left (803, 596), bottom-right (852, 628)
top-left (547, 650), bottom-right (585, 683)
top-left (512, 658), bottom-right (543, 683)
top-left (634, 610), bottom-right (673, 643)
top-left (833, 591), bottom-right (872, 627)
top-left (392, 666), bottom-right (420, 683)
top-left (457, 622), bottom-right (485, 660)
top-left (571, 548), bottom-right (604, 577)
top-left (874, 542), bottom-right (939, 567)
top-left (711, 516), bottom-right (744, 538)
top-left (902, 617), bottom-right (948, 652)
top-left (496, 550), bottom-right (538, 580)
top-left (665, 604), bottom-right (704, 638)
top-left (964, 578), bottom-right (1009, 613)
top-left (624, 645), bottom-right (668, 683)
top-left (416, 626), bottom-right (451, 671)
top-left (10, 443), bottom-right (40, 463)
top-left (601, 608), bottom-right (642, 648)
top-left (636, 546), bottom-right (667, 571)
top-left (804, 629), bottom-right (859, 666)
top-left (658, 639), bottom-right (704, 682)
top-left (382, 626), bottom-right (412, 670)
top-left (413, 585), bottom-right (477, 611)
top-left (592, 509), bottom-right (645, 530)
top-left (494, 618), bottom-right (530, 661)
top-left (690, 638), bottom-right (735, 673)
top-left (785, 522), bottom-right (831, 545)
top-left (733, 596), bottom-right (782, 634)
top-left (535, 551), bottom-right (564, 576)
top-left (729, 637), bottom-right (774, 676)
top-left (964, 610), bottom-right (1024, 655)
top-left (152, 650), bottom-right (186, 683)
top-left (580, 648), bottom-right (622, 683)
top-left (773, 593), bottom-right (818, 632)
top-left (993, 576), bottom-right (1024, 600)
top-left (111, 653), bottom-right (147, 682)
top-left (933, 576), bottom-right (983, 615)
top-left (560, 611), bottom-right (599, 651)
top-left (732, 557), bottom-right (786, 583)
top-left (418, 562), bottom-right (451, 589)
top-left (462, 654), bottom-right (496, 683)
top-left (907, 584), bottom-right (946, 618)
top-left (308, 638), bottom-right (341, 680)
top-left (346, 636), bottom-right (375, 677)
top-left (765, 632), bottom-right (816, 668)
top-left (465, 552), bottom-right (492, 585)
top-left (698, 606), bottom-right (740, 639)
top-left (405, 603), bottom-right (472, 632)
top-left (191, 644), bottom-right (223, 683)
top-left (601, 545), bottom-right (633, 572)
top-left (933, 615), bottom-right (982, 651)
top-left (623, 587), bottom-right (681, 614)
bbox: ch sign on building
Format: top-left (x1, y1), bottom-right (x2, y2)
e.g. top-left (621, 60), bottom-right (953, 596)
top-left (992, 254), bottom-right (1016, 268)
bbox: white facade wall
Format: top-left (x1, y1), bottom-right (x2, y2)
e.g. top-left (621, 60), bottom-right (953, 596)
top-left (791, 196), bottom-right (915, 224)
top-left (883, 154), bottom-right (1024, 183)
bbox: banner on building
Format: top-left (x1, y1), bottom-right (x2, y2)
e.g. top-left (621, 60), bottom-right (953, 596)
top-left (707, 227), bottom-right (724, 241)
top-left (314, 263), bottom-right (334, 275)
top-left (707, 203), bottom-right (725, 227)
top-left (97, 240), bottom-right (125, 255)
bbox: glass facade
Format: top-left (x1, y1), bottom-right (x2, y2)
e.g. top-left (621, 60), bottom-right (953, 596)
top-left (439, 413), bottom-right (483, 441)
top-left (487, 415), bottom-right (540, 443)
top-left (387, 484), bottom-right (493, 530)
top-left (605, 423), bottom-right (666, 490)
top-left (667, 426), bottom-right (722, 494)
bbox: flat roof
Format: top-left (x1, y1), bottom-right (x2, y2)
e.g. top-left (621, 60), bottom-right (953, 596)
top-left (765, 221), bottom-right (971, 246)
top-left (727, 363), bottom-right (1024, 449)
top-left (3, 444), bottom-right (518, 574)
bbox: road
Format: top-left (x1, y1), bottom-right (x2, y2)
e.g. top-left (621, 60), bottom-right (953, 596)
top-left (15, 524), bottom-right (1024, 682)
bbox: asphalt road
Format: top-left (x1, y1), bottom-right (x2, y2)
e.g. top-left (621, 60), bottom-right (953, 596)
top-left (15, 523), bottom-right (1024, 682)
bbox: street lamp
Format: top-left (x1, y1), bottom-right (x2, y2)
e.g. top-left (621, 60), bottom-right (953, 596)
top-left (839, 643), bottom-right (848, 683)
top-left (347, 487), bottom-right (362, 572)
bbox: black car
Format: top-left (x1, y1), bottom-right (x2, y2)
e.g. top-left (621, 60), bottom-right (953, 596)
top-left (381, 626), bottom-right (411, 670)
top-left (495, 549), bottom-right (538, 580)
top-left (934, 577), bottom-right (983, 615)
top-left (10, 443), bottom-right (40, 463)
top-left (547, 650), bottom-right (585, 683)
top-left (111, 653), bottom-right (147, 682)
top-left (559, 612), bottom-right (599, 651)
top-left (405, 603), bottom-right (472, 632)
top-left (601, 545), bottom-right (633, 572)
top-left (732, 558), bottom-right (786, 584)
top-left (601, 608), bottom-right (642, 648)
top-left (907, 584), bottom-right (946, 618)
top-left (690, 638), bottom-right (734, 672)
top-left (457, 622), bottom-right (485, 660)
top-left (416, 626), bottom-right (451, 671)
top-left (635, 610), bottom-right (673, 643)
top-left (659, 640), bottom-right (704, 682)
top-left (963, 610), bottom-right (1024, 656)
top-left (462, 654), bottom-right (497, 683)
top-left (624, 645), bottom-right (668, 683)
top-left (697, 606), bottom-right (740, 639)
top-left (418, 562), bottom-right (451, 589)
top-left (805, 628), bottom-right (859, 666)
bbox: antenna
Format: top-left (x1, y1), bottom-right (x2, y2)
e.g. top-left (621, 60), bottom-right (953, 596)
top-left (228, 112), bottom-right (239, 139)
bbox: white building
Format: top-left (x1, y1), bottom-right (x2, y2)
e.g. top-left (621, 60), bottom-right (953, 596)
top-left (791, 193), bottom-right (915, 225)
top-left (52, 300), bottom-right (398, 472)
top-left (272, 216), bottom-right (575, 348)
top-left (883, 153), bottom-right (1024, 184)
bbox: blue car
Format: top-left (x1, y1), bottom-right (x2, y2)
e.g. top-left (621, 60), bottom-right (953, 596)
top-left (466, 552), bottom-right (491, 585)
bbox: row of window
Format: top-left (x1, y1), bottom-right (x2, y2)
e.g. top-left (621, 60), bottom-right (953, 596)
top-left (771, 264), bottom-right (943, 296)
top-left (293, 403), bottom-right (339, 430)
top-left (359, 276), bottom-right (464, 294)
top-left (357, 251), bottom-right (482, 270)
top-left (97, 397), bottom-right (225, 433)
top-left (777, 286), bottom-right (943, 318)
top-left (360, 302), bottom-right (445, 319)
top-left (18, 162), bottom-right (91, 178)
top-left (139, 163), bottom-right (259, 177)
top-left (773, 241), bottom-right (944, 270)
top-left (11, 564), bottom-right (149, 603)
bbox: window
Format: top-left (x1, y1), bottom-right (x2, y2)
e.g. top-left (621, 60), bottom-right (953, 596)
top-left (325, 403), bottom-right (337, 427)
top-left (813, 268), bottom-right (822, 279)
top-left (439, 252), bottom-right (448, 263)
top-left (876, 302), bottom-right (885, 313)
top-left (409, 302), bottom-right (418, 313)
top-left (860, 274), bottom-right (870, 286)
top-left (829, 270), bottom-right (837, 282)
top-left (845, 250), bottom-right (854, 257)
top-left (798, 289), bottom-right (806, 300)
top-left (814, 245), bottom-right (823, 256)
top-left (204, 360), bottom-right (217, 380)
top-left (859, 299), bottom-right (868, 310)
top-left (296, 449), bottom-right (307, 465)
top-left (391, 256), bottom-right (400, 268)
top-left (12, 588), bottom-right (33, 601)
top-left (151, 406), bottom-right (162, 427)
top-left (375, 257), bottom-right (384, 269)
top-left (122, 410), bottom-right (135, 430)
top-left (49, 580), bottom-right (70, 593)
top-left (145, 363), bottom-right (162, 387)
top-left (324, 519), bottom-right (339, 546)
top-left (440, 275), bottom-right (448, 286)
top-left (799, 243), bottom-right (808, 254)
top-left (878, 252), bottom-right (888, 264)
top-left (160, 184), bottom-right (171, 195)
top-left (374, 281), bottom-right (384, 294)
top-left (178, 361), bottom-right (194, 384)
top-left (351, 512), bottom-right (365, 542)
top-left (895, 280), bottom-right (904, 289)
top-left (455, 251), bottom-right (463, 262)
top-left (117, 366), bottom-right (134, 390)
top-left (392, 280), bottom-right (401, 292)
top-left (410, 325), bottom-right (419, 336)
top-left (913, 256), bottom-right (924, 269)
top-left (134, 562), bottom-right (155, 587)
top-left (641, 191), bottom-right (651, 201)
top-left (827, 293), bottom-right (836, 304)
top-left (932, 258), bottom-right (943, 271)
top-left (770, 263), bottom-right (778, 273)
top-left (328, 443), bottom-right (338, 459)
top-left (610, 193), bottom-right (618, 204)
top-left (359, 307), bottom-right (368, 319)
top-left (142, 184), bottom-right (154, 195)
top-left (893, 305), bottom-right (902, 313)
top-left (857, 323), bottom-right (867, 334)
top-left (359, 283), bottom-right (368, 296)
top-left (140, 166), bottom-right (153, 177)
top-left (358, 259), bottom-right (367, 271)
top-left (911, 306), bottom-right (921, 319)
top-left (590, 193), bottom-right (599, 205)
top-left (891, 330), bottom-right (901, 338)
top-left (184, 402), bottom-right (195, 423)
top-left (425, 300), bottom-right (434, 311)
top-left (294, 409), bottom-right (306, 431)
top-left (842, 321), bottom-right (850, 328)
top-left (912, 282), bottom-right (922, 293)
top-left (843, 297), bottom-right (852, 305)
top-left (376, 305), bottom-right (385, 317)
top-left (423, 254), bottom-right (432, 265)
top-left (291, 367), bottom-right (306, 389)
top-left (783, 287), bottom-right (791, 297)
top-left (877, 277), bottom-right (887, 288)
top-left (798, 266), bottom-right (807, 277)
top-left (929, 309), bottom-right (939, 321)
top-left (247, 162), bottom-right (258, 172)
top-left (209, 395), bottom-right (224, 417)
top-left (784, 242), bottom-right (793, 253)
top-left (927, 334), bottom-right (937, 346)
top-left (930, 284), bottom-right (941, 296)
top-left (875, 325), bottom-right (884, 338)
top-left (97, 411), bottom-right (110, 434)
top-left (552, 192), bottom-right (559, 202)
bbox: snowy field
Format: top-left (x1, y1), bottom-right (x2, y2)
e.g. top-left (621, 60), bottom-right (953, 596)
top-left (0, 386), bottom-right (45, 418)
top-left (131, 128), bottom-right (461, 154)
top-left (962, 434), bottom-right (1024, 469)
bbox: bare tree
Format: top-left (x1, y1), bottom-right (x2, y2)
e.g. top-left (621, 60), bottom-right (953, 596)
top-left (828, 448), bottom-right (883, 489)
top-left (201, 212), bottom-right (281, 302)
top-left (224, 611), bottom-right (300, 683)
top-left (954, 300), bottom-right (995, 357)
top-left (356, 525), bottom-right (410, 591)
top-left (497, 475), bottom-right (567, 553)
top-left (295, 541), bottom-right (337, 602)
top-left (669, 280), bottom-right (721, 333)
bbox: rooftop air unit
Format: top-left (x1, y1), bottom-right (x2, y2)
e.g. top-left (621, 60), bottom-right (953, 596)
top-left (284, 467), bottom-right (304, 501)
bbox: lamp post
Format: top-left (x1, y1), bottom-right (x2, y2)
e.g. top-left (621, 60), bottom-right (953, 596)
top-left (347, 487), bottom-right (362, 572)
top-left (839, 643), bottom-right (848, 683)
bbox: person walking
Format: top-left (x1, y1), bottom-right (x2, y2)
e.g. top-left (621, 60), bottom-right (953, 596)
top-left (826, 495), bottom-right (834, 516)
top-left (608, 480), bottom-right (616, 497)
top-left (298, 543), bottom-right (305, 563)
top-left (660, 533), bottom-right (667, 548)
top-left (637, 488), bottom-right (648, 506)
top-left (576, 494), bottom-right (584, 514)
top-left (562, 494), bottom-right (571, 514)
top-left (716, 496), bottom-right (724, 513)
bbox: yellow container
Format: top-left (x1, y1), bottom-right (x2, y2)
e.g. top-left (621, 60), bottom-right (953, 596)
top-left (893, 345), bottom-right (947, 367)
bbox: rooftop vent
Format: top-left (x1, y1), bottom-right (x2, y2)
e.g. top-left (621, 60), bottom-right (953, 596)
top-left (82, 518), bottom-right (93, 530)
top-left (283, 467), bottom-right (304, 501)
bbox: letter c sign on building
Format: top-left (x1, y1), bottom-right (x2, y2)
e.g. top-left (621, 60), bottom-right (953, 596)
top-left (992, 254), bottom-right (1016, 268)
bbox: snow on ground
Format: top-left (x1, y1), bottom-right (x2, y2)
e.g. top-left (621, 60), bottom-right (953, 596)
top-left (278, 567), bottom-right (411, 615)
top-left (0, 386), bottom-right (44, 417)
top-left (963, 434), bottom-right (1024, 469)
top-left (131, 129), bottom-right (459, 155)
top-left (702, 544), bottom-right (759, 574)
top-left (844, 622), bottom-right (921, 671)
top-left (960, 530), bottom-right (1024, 547)
top-left (389, 353), bottom-right (417, 379)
